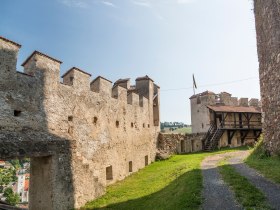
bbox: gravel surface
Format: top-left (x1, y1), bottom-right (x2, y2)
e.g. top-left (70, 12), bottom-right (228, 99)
top-left (201, 152), bottom-right (243, 210)
top-left (229, 152), bottom-right (280, 210)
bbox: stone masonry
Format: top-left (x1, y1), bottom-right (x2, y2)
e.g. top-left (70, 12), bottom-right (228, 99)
top-left (254, 0), bottom-right (280, 155)
top-left (0, 36), bottom-right (160, 209)
top-left (190, 91), bottom-right (260, 134)
top-left (157, 133), bottom-right (204, 157)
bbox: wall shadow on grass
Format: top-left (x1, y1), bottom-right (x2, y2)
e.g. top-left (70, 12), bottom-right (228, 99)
top-left (82, 147), bottom-right (251, 210)
top-left (82, 168), bottom-right (202, 210)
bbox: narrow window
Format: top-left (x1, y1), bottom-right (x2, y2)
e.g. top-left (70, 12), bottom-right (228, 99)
top-left (106, 166), bottom-right (113, 180)
top-left (202, 123), bottom-right (204, 129)
top-left (143, 123), bottom-right (145, 128)
top-left (131, 122), bottom-right (134, 128)
top-left (70, 76), bottom-right (74, 82)
top-left (181, 140), bottom-right (185, 153)
top-left (197, 96), bottom-right (201, 104)
top-left (145, 155), bottom-right (148, 166)
top-left (116, 121), bottom-right (119, 128)
top-left (93, 117), bottom-right (98, 124)
top-left (68, 116), bottom-right (73, 121)
top-left (129, 161), bottom-right (133, 172)
top-left (148, 124), bottom-right (150, 128)
top-left (14, 110), bottom-right (21, 117)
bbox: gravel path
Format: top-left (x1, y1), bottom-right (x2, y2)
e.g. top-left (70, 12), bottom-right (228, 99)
top-left (228, 152), bottom-right (280, 210)
top-left (201, 152), bottom-right (243, 210)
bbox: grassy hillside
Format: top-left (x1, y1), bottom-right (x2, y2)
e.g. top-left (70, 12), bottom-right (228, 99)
top-left (171, 127), bottom-right (192, 134)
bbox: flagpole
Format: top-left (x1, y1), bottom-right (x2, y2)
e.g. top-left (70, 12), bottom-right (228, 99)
top-left (192, 74), bottom-right (197, 95)
top-left (193, 83), bottom-right (195, 95)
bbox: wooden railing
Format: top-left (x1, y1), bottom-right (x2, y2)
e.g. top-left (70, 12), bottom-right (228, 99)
top-left (219, 121), bottom-right (262, 129)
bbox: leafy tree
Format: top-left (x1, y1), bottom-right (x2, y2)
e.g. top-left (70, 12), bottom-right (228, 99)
top-left (0, 167), bottom-right (16, 186)
top-left (3, 187), bottom-right (20, 206)
top-left (9, 160), bottom-right (20, 170)
top-left (3, 187), bottom-right (13, 197)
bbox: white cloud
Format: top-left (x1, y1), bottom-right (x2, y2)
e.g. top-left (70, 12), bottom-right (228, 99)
top-left (102, 1), bottom-right (117, 8)
top-left (59, 0), bottom-right (88, 8)
top-left (131, 0), bottom-right (152, 8)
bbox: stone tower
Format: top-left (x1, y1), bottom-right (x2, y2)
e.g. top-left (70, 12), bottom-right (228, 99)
top-left (190, 91), bottom-right (216, 133)
top-left (254, 0), bottom-right (280, 155)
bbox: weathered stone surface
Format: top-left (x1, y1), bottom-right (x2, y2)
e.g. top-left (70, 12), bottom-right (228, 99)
top-left (190, 91), bottom-right (261, 134)
top-left (157, 133), bottom-right (205, 155)
top-left (0, 36), bottom-right (160, 209)
top-left (254, 0), bottom-right (280, 155)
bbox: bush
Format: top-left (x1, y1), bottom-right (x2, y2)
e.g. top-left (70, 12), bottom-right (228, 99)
top-left (250, 136), bottom-right (271, 159)
top-left (3, 187), bottom-right (20, 206)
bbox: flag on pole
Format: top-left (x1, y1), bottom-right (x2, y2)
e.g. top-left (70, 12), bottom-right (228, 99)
top-left (193, 74), bottom-right (197, 95)
top-left (193, 74), bottom-right (197, 89)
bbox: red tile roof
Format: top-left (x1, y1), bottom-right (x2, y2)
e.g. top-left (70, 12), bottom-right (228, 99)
top-left (207, 105), bottom-right (261, 113)
top-left (24, 179), bottom-right (29, 191)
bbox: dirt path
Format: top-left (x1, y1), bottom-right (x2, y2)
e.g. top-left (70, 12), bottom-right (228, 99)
top-left (228, 152), bottom-right (280, 210)
top-left (201, 151), bottom-right (244, 210)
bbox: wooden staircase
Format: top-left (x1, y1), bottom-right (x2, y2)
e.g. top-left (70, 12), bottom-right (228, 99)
top-left (203, 123), bottom-right (224, 151)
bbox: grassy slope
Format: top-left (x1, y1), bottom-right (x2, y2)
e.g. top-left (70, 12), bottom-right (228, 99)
top-left (82, 147), bottom-right (248, 210)
top-left (171, 127), bottom-right (192, 134)
top-left (245, 141), bottom-right (280, 184)
top-left (219, 162), bottom-right (271, 210)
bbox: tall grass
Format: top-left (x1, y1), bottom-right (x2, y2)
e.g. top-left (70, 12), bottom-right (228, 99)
top-left (246, 137), bottom-right (280, 184)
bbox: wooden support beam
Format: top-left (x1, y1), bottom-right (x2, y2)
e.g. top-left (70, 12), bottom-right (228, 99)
top-left (214, 112), bottom-right (217, 127)
top-left (253, 130), bottom-right (262, 141)
top-left (222, 113), bottom-right (225, 127)
top-left (227, 130), bottom-right (236, 145)
top-left (234, 113), bottom-right (236, 128)
top-left (248, 113), bottom-right (253, 129)
top-left (239, 113), bottom-right (243, 128)
top-left (224, 113), bottom-right (229, 121)
top-left (241, 130), bottom-right (249, 144)
top-left (249, 113), bottom-right (253, 121)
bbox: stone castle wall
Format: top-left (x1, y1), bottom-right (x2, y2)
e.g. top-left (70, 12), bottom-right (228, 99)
top-left (157, 133), bottom-right (204, 156)
top-left (0, 36), bottom-right (160, 209)
top-left (254, 0), bottom-right (280, 155)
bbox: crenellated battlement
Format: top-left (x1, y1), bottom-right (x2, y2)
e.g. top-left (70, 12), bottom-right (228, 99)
top-left (0, 36), bottom-right (159, 110)
top-left (0, 35), bottom-right (160, 209)
top-left (190, 90), bottom-right (261, 108)
top-left (190, 90), bottom-right (261, 134)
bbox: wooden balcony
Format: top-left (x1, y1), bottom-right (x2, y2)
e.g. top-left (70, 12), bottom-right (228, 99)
top-left (219, 121), bottom-right (262, 130)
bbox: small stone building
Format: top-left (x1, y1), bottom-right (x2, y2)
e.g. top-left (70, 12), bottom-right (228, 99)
top-left (190, 91), bottom-right (262, 150)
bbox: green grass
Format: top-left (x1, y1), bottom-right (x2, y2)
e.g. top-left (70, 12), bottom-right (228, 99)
top-left (82, 147), bottom-right (249, 210)
top-left (245, 140), bottom-right (280, 184)
top-left (171, 127), bottom-right (192, 134)
top-left (219, 161), bottom-right (271, 210)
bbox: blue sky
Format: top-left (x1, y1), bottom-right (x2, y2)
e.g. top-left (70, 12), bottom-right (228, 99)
top-left (0, 0), bottom-right (259, 124)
